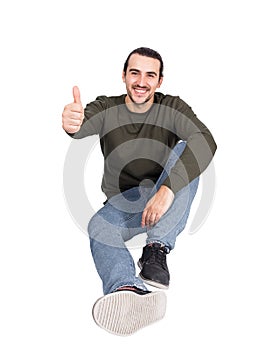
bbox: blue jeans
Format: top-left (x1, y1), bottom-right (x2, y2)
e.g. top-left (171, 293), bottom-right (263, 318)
top-left (88, 142), bottom-right (199, 294)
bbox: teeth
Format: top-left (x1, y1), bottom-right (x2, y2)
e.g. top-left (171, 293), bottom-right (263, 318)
top-left (135, 89), bottom-right (146, 93)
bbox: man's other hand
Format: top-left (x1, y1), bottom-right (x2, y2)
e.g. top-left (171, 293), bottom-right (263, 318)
top-left (141, 185), bottom-right (174, 228)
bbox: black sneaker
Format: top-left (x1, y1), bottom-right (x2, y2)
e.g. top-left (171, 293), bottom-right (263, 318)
top-left (138, 243), bottom-right (170, 289)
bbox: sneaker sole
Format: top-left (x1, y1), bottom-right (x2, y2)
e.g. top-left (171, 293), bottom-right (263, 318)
top-left (138, 260), bottom-right (169, 290)
top-left (92, 291), bottom-right (167, 336)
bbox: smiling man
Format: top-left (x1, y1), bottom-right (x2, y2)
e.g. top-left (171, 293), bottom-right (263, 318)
top-left (62, 47), bottom-right (217, 336)
top-left (123, 52), bottom-right (163, 110)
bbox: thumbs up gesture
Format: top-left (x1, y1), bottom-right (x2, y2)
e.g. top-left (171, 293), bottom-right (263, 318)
top-left (62, 86), bottom-right (84, 134)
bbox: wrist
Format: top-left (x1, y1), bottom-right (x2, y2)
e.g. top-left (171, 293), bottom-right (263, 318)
top-left (159, 185), bottom-right (174, 197)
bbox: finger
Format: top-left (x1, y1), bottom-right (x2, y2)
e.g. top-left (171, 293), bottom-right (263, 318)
top-left (146, 211), bottom-right (155, 227)
top-left (141, 210), bottom-right (148, 228)
top-left (148, 213), bottom-right (157, 227)
top-left (64, 111), bottom-right (83, 120)
top-left (62, 107), bottom-right (84, 123)
top-left (65, 118), bottom-right (82, 126)
top-left (153, 213), bottom-right (161, 225)
top-left (71, 103), bottom-right (84, 113)
top-left (63, 103), bottom-right (83, 115)
top-left (63, 124), bottom-right (80, 133)
top-left (73, 86), bottom-right (81, 104)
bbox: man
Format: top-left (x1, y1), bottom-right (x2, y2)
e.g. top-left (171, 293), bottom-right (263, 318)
top-left (62, 47), bottom-right (217, 336)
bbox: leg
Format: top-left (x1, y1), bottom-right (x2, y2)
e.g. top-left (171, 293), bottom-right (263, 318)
top-left (88, 188), bottom-right (148, 295)
top-left (138, 142), bottom-right (199, 288)
top-left (148, 141), bottom-right (199, 250)
top-left (89, 189), bottom-right (167, 336)
top-left (147, 177), bottom-right (199, 250)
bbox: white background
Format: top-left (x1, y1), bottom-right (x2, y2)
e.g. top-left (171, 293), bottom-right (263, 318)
top-left (1, 0), bottom-right (279, 348)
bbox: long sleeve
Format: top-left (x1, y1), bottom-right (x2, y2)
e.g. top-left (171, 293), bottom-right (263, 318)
top-left (162, 97), bottom-right (217, 193)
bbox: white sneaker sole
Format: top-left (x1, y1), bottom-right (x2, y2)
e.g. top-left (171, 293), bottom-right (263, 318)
top-left (139, 273), bottom-right (169, 289)
top-left (92, 291), bottom-right (167, 336)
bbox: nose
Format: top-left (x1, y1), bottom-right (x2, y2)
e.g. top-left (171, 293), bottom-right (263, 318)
top-left (136, 74), bottom-right (147, 87)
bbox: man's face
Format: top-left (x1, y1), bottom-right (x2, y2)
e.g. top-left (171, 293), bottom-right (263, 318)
top-left (122, 54), bottom-right (163, 107)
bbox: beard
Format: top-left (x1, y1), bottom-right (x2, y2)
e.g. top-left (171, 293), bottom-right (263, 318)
top-left (127, 87), bottom-right (154, 105)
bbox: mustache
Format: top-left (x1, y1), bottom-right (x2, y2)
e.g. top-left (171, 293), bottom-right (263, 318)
top-left (133, 84), bottom-right (150, 89)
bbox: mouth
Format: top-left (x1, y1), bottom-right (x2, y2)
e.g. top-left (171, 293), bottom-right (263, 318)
top-left (133, 86), bottom-right (149, 95)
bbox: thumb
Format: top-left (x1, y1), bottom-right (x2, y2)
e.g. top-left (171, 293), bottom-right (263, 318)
top-left (73, 86), bottom-right (82, 104)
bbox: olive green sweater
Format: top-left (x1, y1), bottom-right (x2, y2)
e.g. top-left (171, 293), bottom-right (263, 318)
top-left (69, 93), bottom-right (217, 199)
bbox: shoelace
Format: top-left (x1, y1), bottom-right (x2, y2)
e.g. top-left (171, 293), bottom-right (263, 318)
top-left (147, 246), bottom-right (167, 267)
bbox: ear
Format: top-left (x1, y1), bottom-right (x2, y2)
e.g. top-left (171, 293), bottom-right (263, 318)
top-left (122, 71), bottom-right (126, 83)
top-left (157, 76), bottom-right (163, 88)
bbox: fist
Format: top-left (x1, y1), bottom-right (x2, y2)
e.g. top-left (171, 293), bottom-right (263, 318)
top-left (62, 86), bottom-right (84, 134)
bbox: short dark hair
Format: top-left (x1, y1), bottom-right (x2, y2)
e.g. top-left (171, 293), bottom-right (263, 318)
top-left (123, 47), bottom-right (164, 79)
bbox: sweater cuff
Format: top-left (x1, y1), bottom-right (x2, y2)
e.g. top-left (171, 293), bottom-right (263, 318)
top-left (162, 172), bottom-right (188, 194)
top-left (66, 131), bottom-right (76, 138)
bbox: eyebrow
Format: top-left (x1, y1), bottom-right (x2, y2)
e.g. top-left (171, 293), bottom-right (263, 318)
top-left (129, 68), bottom-right (158, 76)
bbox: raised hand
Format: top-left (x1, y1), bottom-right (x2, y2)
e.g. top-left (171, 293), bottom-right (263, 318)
top-left (62, 86), bottom-right (84, 133)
